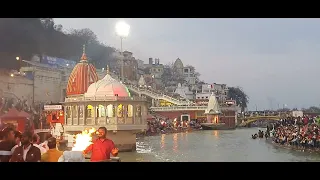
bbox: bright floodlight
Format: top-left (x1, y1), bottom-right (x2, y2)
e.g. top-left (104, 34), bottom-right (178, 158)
top-left (115, 21), bottom-right (130, 38)
top-left (16, 57), bottom-right (20, 61)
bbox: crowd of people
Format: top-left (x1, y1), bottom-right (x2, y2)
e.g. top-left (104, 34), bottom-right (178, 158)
top-left (143, 118), bottom-right (202, 136)
top-left (0, 126), bottom-right (119, 162)
top-left (0, 127), bottom-right (63, 162)
top-left (271, 116), bottom-right (320, 149)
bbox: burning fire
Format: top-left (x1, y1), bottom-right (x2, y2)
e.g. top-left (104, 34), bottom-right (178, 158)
top-left (72, 128), bottom-right (96, 151)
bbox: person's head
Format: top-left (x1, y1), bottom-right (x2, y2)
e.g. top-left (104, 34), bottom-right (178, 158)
top-left (47, 137), bottom-right (57, 149)
top-left (21, 131), bottom-right (33, 146)
top-left (32, 134), bottom-right (40, 144)
top-left (2, 127), bottom-right (15, 141)
top-left (14, 131), bottom-right (22, 145)
top-left (97, 127), bottom-right (107, 139)
top-left (45, 133), bottom-right (53, 141)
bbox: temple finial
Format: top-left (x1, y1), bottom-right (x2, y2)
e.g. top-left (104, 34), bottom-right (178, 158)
top-left (106, 65), bottom-right (110, 75)
top-left (80, 44), bottom-right (88, 61)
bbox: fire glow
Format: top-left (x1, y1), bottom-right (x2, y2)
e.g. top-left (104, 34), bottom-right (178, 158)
top-left (72, 128), bottom-right (96, 151)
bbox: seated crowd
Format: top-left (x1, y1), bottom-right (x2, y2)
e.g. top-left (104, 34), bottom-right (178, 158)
top-left (0, 127), bottom-right (63, 162)
top-left (272, 116), bottom-right (320, 149)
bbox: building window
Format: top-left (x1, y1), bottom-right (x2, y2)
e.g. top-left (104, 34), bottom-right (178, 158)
top-left (127, 104), bottom-right (133, 117)
top-left (106, 104), bottom-right (114, 117)
top-left (72, 106), bottom-right (78, 118)
top-left (117, 104), bottom-right (124, 118)
top-left (86, 105), bottom-right (94, 118)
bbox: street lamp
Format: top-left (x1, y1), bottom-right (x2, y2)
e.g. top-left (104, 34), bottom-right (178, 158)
top-left (16, 56), bottom-right (21, 73)
top-left (115, 21), bottom-right (130, 82)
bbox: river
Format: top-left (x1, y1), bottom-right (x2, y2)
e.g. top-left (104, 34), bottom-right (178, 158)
top-left (119, 128), bottom-right (320, 162)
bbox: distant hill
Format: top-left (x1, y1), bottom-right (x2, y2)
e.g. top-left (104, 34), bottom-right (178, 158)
top-left (0, 18), bottom-right (116, 70)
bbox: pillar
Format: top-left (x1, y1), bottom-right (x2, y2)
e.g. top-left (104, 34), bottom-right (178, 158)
top-left (70, 106), bottom-right (73, 125)
top-left (114, 103), bottom-right (118, 125)
top-left (80, 105), bottom-right (85, 125)
top-left (93, 104), bottom-right (96, 125)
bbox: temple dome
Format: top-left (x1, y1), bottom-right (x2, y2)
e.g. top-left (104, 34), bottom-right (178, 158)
top-left (66, 45), bottom-right (99, 96)
top-left (85, 67), bottom-right (130, 97)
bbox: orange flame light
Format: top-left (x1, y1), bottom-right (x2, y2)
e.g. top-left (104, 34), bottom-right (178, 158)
top-left (72, 128), bottom-right (96, 151)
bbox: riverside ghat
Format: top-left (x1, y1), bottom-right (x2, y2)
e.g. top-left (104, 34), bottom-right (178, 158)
top-left (60, 48), bottom-right (148, 152)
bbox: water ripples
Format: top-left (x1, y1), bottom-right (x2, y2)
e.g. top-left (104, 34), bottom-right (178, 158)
top-left (128, 128), bottom-right (320, 162)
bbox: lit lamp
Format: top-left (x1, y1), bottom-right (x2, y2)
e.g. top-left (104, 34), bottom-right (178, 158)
top-left (115, 21), bottom-right (130, 82)
top-left (16, 56), bottom-right (21, 74)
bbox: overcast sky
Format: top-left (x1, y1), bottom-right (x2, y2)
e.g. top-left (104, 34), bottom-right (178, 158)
top-left (54, 18), bottom-right (320, 110)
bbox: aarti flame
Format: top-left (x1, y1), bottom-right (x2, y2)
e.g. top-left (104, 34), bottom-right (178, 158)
top-left (72, 128), bottom-right (96, 151)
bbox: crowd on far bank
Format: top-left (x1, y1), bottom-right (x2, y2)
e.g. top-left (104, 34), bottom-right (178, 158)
top-left (271, 116), bottom-right (320, 149)
top-left (143, 118), bottom-right (203, 136)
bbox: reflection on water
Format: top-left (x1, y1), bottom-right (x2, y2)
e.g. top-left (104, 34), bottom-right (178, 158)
top-left (212, 130), bottom-right (219, 137)
top-left (173, 133), bottom-right (178, 152)
top-left (126, 128), bottom-right (320, 162)
top-left (161, 134), bottom-right (165, 149)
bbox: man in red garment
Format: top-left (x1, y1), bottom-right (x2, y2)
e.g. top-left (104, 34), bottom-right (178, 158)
top-left (83, 127), bottom-right (118, 162)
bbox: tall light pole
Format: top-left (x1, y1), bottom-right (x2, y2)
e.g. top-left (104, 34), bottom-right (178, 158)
top-left (115, 21), bottom-right (130, 82)
top-left (16, 56), bottom-right (21, 73)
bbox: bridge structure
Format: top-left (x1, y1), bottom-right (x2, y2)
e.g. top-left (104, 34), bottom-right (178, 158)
top-left (127, 85), bottom-right (190, 106)
top-left (238, 115), bottom-right (281, 127)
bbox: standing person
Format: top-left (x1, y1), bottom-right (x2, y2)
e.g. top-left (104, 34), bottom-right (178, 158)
top-left (41, 137), bottom-right (63, 162)
top-left (11, 131), bottom-right (22, 153)
top-left (40, 133), bottom-right (52, 151)
top-left (32, 134), bottom-right (47, 154)
top-left (0, 127), bottom-right (16, 162)
top-left (83, 127), bottom-right (118, 162)
top-left (10, 131), bottom-right (41, 162)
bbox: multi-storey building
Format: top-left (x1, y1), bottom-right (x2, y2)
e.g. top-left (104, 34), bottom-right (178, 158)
top-left (183, 66), bottom-right (196, 85)
top-left (0, 54), bottom-right (107, 105)
top-left (196, 83), bottom-right (229, 103)
top-left (110, 51), bottom-right (138, 83)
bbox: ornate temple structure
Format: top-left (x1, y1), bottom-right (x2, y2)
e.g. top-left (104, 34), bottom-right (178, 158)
top-left (62, 46), bottom-right (148, 151)
top-left (200, 93), bottom-right (235, 130)
top-left (66, 45), bottom-right (99, 96)
top-left (204, 93), bottom-right (222, 124)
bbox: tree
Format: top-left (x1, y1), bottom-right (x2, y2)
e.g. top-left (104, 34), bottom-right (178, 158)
top-left (161, 62), bottom-right (185, 87)
top-left (304, 106), bottom-right (320, 113)
top-left (0, 18), bottom-right (116, 70)
top-left (68, 28), bottom-right (98, 44)
top-left (227, 87), bottom-right (249, 112)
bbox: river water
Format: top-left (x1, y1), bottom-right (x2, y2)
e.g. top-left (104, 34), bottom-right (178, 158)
top-left (119, 128), bottom-right (320, 162)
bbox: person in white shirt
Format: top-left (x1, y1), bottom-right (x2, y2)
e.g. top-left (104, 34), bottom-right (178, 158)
top-left (32, 134), bottom-right (47, 155)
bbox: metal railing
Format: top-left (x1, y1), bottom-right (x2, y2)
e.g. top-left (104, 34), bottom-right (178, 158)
top-left (150, 106), bottom-right (238, 111)
top-left (65, 95), bottom-right (146, 102)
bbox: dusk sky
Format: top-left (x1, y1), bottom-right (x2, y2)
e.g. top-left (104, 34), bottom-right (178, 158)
top-left (54, 18), bottom-right (320, 110)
